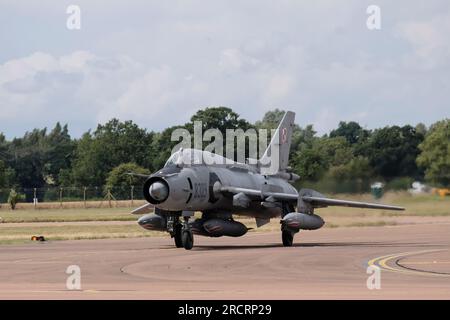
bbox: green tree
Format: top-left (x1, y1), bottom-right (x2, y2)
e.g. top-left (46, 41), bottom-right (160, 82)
top-left (314, 136), bottom-right (353, 166)
top-left (330, 121), bottom-right (369, 145)
top-left (0, 133), bottom-right (8, 161)
top-left (254, 108), bottom-right (286, 129)
top-left (294, 125), bottom-right (317, 149)
top-left (105, 163), bottom-right (150, 199)
top-left (71, 119), bottom-right (155, 187)
top-left (4, 123), bottom-right (74, 193)
top-left (292, 147), bottom-right (327, 181)
top-left (8, 189), bottom-right (18, 210)
top-left (191, 106), bottom-right (251, 134)
top-left (292, 136), bottom-right (353, 181)
top-left (70, 132), bottom-right (98, 186)
top-left (7, 189), bottom-right (24, 210)
top-left (327, 156), bottom-right (373, 181)
top-left (325, 156), bottom-right (374, 193)
top-left (415, 123), bottom-right (427, 136)
top-left (7, 128), bottom-right (49, 192)
top-left (255, 109), bottom-right (317, 162)
top-left (362, 125), bottom-right (424, 179)
top-left (45, 123), bottom-right (76, 185)
top-left (178, 107), bottom-right (254, 162)
top-left (417, 119), bottom-right (450, 187)
top-left (0, 160), bottom-right (15, 188)
top-left (150, 125), bottom-right (186, 170)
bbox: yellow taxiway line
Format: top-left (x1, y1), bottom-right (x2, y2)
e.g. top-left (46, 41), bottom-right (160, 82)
top-left (367, 249), bottom-right (450, 278)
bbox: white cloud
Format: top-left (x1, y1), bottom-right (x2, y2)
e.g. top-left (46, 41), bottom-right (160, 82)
top-left (396, 12), bottom-right (450, 69)
top-left (263, 73), bottom-right (295, 103)
top-left (1, 1), bottom-right (449, 138)
top-left (0, 51), bottom-right (145, 135)
top-left (0, 52), bottom-right (56, 85)
top-left (218, 48), bottom-right (260, 74)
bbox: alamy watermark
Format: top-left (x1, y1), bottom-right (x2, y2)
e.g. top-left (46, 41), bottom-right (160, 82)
top-left (66, 5), bottom-right (81, 30)
top-left (366, 5), bottom-right (381, 30)
top-left (169, 122), bottom-right (282, 174)
top-left (366, 265), bottom-right (381, 290)
top-left (66, 265), bottom-right (81, 290)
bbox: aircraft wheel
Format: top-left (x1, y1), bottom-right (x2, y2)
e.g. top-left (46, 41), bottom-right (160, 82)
top-left (174, 224), bottom-right (183, 248)
top-left (182, 230), bottom-right (194, 250)
top-left (282, 230), bottom-right (294, 247)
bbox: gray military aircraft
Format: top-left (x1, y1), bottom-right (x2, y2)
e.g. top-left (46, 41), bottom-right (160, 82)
top-left (131, 111), bottom-right (404, 250)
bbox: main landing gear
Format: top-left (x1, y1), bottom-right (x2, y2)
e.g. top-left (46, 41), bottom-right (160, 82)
top-left (281, 230), bottom-right (294, 247)
top-left (281, 202), bottom-right (297, 247)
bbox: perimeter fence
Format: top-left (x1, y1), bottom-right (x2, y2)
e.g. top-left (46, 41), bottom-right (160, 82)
top-left (0, 185), bottom-right (147, 209)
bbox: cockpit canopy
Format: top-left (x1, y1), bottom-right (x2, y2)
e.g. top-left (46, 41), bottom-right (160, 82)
top-left (164, 148), bottom-right (235, 167)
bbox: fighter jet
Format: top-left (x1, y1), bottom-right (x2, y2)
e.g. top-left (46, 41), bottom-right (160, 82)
top-left (131, 111), bottom-right (404, 250)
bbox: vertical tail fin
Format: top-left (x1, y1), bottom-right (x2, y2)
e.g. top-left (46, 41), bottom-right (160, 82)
top-left (259, 111), bottom-right (295, 175)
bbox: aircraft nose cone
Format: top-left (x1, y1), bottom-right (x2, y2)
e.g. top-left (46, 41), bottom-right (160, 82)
top-left (137, 215), bottom-right (149, 226)
top-left (149, 181), bottom-right (168, 202)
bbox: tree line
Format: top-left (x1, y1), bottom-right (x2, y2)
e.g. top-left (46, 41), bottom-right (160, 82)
top-left (0, 107), bottom-right (449, 198)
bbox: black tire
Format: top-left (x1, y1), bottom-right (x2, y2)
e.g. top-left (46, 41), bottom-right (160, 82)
top-left (282, 230), bottom-right (294, 247)
top-left (182, 230), bottom-right (194, 250)
top-left (174, 224), bottom-right (183, 248)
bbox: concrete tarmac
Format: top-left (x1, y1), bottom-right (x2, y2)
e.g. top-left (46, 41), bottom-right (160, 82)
top-left (0, 222), bottom-right (449, 299)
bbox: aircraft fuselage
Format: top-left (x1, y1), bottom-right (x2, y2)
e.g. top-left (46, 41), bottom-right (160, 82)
top-left (144, 162), bottom-right (298, 219)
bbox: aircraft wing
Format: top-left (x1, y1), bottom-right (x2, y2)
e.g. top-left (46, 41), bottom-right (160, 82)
top-left (300, 196), bottom-right (404, 210)
top-left (220, 186), bottom-right (298, 200)
top-left (131, 203), bottom-right (153, 215)
top-left (220, 186), bottom-right (404, 211)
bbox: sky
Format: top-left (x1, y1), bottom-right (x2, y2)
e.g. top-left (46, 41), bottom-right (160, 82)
top-left (0, 0), bottom-right (449, 139)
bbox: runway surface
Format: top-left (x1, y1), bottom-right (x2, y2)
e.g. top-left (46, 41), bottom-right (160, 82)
top-left (0, 222), bottom-right (449, 299)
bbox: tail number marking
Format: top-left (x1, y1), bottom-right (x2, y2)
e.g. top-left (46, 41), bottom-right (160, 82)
top-left (194, 183), bottom-right (207, 199)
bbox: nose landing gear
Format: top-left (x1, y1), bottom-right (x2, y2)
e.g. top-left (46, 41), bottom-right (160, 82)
top-left (181, 216), bottom-right (193, 250)
top-left (174, 223), bottom-right (183, 248)
top-left (168, 214), bottom-right (194, 250)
